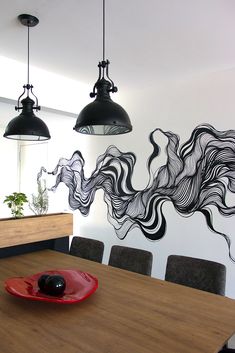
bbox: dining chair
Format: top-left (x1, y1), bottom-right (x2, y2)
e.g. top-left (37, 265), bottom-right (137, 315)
top-left (165, 255), bottom-right (226, 295)
top-left (108, 245), bottom-right (153, 276)
top-left (70, 236), bottom-right (104, 263)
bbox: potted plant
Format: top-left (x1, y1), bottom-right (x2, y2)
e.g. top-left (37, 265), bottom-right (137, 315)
top-left (0, 190), bottom-right (73, 250)
top-left (4, 192), bottom-right (28, 218)
top-left (29, 179), bottom-right (49, 215)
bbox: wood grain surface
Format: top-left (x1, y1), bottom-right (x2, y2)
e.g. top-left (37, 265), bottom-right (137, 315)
top-left (0, 213), bottom-right (73, 248)
top-left (0, 250), bottom-right (235, 353)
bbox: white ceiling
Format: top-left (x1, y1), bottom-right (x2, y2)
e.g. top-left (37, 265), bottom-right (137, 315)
top-left (1, 0), bottom-right (235, 91)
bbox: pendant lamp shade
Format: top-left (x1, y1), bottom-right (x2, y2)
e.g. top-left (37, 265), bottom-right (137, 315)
top-left (4, 97), bottom-right (50, 141)
top-left (74, 0), bottom-right (132, 135)
top-left (3, 14), bottom-right (51, 141)
top-left (74, 78), bottom-right (132, 135)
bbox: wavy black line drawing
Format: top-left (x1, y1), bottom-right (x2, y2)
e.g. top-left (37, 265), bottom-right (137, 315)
top-left (38, 124), bottom-right (235, 262)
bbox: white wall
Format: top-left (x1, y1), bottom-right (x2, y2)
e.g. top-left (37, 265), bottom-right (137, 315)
top-left (70, 68), bottom-right (235, 299)
top-left (0, 102), bottom-right (19, 217)
top-left (1, 66), bottom-right (235, 299)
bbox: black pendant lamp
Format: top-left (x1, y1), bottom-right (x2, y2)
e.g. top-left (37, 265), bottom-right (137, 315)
top-left (74, 0), bottom-right (132, 135)
top-left (4, 14), bottom-right (51, 141)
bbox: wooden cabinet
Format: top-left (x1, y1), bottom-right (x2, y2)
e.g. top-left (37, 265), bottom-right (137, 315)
top-left (0, 213), bottom-right (73, 248)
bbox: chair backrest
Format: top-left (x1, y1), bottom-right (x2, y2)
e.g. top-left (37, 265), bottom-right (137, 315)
top-left (70, 236), bottom-right (104, 263)
top-left (108, 245), bottom-right (153, 276)
top-left (165, 255), bottom-right (226, 295)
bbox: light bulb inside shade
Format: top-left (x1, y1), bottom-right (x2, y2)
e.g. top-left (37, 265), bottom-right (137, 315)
top-left (4, 134), bottom-right (50, 141)
top-left (76, 124), bottom-right (131, 135)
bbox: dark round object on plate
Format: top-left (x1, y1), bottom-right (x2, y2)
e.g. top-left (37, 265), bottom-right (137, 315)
top-left (38, 274), bottom-right (50, 291)
top-left (43, 275), bottom-right (66, 296)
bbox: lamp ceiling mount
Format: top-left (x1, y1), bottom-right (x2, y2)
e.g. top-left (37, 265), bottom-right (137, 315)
top-left (18, 14), bottom-right (39, 27)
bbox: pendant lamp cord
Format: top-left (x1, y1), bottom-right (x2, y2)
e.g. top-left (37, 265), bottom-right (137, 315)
top-left (27, 25), bottom-right (29, 85)
top-left (101, 0), bottom-right (106, 78)
top-left (27, 24), bottom-right (30, 95)
top-left (103, 0), bottom-right (105, 61)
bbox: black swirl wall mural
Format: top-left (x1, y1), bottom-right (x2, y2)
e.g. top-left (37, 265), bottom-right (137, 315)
top-left (38, 124), bottom-right (235, 262)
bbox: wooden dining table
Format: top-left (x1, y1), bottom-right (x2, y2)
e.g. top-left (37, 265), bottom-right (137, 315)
top-left (1, 249), bottom-right (235, 353)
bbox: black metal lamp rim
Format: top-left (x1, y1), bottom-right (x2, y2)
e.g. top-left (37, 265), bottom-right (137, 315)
top-left (18, 14), bottom-right (39, 27)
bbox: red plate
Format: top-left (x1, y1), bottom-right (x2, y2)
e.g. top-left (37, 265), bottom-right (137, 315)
top-left (4, 269), bottom-right (98, 304)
